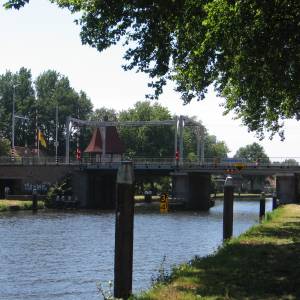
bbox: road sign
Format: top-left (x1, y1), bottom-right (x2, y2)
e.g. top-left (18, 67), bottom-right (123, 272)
top-left (160, 193), bottom-right (169, 213)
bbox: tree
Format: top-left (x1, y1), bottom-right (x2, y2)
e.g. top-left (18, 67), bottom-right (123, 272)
top-left (234, 142), bottom-right (270, 163)
top-left (0, 67), bottom-right (36, 148)
top-left (118, 101), bottom-right (174, 157)
top-left (35, 70), bottom-right (93, 156)
top-left (234, 142), bottom-right (270, 192)
top-left (282, 159), bottom-right (299, 166)
top-left (91, 107), bottom-right (118, 122)
top-left (0, 138), bottom-right (10, 156)
top-left (0, 68), bottom-right (93, 156)
top-left (4, 0), bottom-right (300, 138)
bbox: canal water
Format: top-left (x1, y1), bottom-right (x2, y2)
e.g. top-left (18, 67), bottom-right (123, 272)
top-left (0, 199), bottom-right (271, 300)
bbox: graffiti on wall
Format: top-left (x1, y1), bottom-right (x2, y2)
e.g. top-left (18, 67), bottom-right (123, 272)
top-left (24, 182), bottom-right (50, 194)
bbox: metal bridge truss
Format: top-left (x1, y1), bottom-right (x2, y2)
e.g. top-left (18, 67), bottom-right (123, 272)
top-left (65, 116), bottom-right (205, 164)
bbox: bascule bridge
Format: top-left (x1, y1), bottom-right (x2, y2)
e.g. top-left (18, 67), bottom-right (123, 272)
top-left (0, 115), bottom-right (300, 209)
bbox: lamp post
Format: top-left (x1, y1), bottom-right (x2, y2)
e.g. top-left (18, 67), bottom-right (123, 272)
top-left (12, 83), bottom-right (20, 152)
top-left (55, 104), bottom-right (59, 163)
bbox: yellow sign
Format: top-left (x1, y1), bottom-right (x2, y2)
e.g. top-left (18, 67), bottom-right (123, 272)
top-left (233, 162), bottom-right (246, 170)
top-left (160, 193), bottom-right (169, 213)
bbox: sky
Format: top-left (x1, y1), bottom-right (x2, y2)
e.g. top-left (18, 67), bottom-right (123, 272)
top-left (0, 0), bottom-right (299, 160)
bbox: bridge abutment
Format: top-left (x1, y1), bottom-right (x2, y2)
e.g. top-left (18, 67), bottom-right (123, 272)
top-left (276, 173), bottom-right (300, 204)
top-left (172, 172), bottom-right (211, 210)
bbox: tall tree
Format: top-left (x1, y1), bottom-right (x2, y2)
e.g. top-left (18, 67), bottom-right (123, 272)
top-left (0, 67), bottom-right (36, 148)
top-left (35, 70), bottom-right (93, 156)
top-left (119, 101), bottom-right (174, 157)
top-left (234, 142), bottom-right (270, 163)
top-left (5, 0), bottom-right (299, 138)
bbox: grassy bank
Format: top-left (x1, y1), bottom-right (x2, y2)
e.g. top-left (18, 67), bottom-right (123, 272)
top-left (136, 204), bottom-right (300, 300)
top-left (0, 200), bottom-right (45, 212)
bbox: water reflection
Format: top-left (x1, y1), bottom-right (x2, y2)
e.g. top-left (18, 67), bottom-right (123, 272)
top-left (0, 199), bottom-right (271, 299)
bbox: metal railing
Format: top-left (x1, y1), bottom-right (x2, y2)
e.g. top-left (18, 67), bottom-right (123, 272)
top-left (1, 156), bottom-right (300, 168)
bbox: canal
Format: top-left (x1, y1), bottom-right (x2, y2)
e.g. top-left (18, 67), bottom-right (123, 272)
top-left (0, 199), bottom-right (271, 300)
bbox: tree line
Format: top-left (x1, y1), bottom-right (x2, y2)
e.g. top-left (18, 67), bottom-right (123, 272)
top-left (0, 68), bottom-right (229, 159)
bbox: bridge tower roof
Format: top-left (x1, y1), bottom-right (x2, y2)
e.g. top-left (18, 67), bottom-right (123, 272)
top-left (105, 126), bottom-right (125, 154)
top-left (84, 128), bottom-right (103, 153)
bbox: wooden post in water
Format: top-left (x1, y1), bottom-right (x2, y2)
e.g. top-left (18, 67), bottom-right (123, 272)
top-left (272, 192), bottom-right (278, 210)
top-left (32, 188), bottom-right (38, 212)
top-left (114, 161), bottom-right (135, 300)
top-left (259, 192), bottom-right (266, 221)
top-left (223, 175), bottom-right (234, 241)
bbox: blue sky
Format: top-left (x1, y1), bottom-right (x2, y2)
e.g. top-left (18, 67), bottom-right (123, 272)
top-left (1, 0), bottom-right (299, 159)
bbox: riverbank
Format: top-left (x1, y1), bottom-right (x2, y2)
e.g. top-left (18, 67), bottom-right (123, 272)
top-left (136, 204), bottom-right (300, 300)
top-left (212, 193), bottom-right (262, 199)
top-left (0, 200), bottom-right (45, 212)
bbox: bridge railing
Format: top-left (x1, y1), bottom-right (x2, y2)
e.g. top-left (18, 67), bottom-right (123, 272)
top-left (0, 156), bottom-right (300, 168)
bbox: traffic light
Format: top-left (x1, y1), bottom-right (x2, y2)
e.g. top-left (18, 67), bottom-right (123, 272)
top-left (175, 150), bottom-right (180, 161)
top-left (76, 148), bottom-right (81, 160)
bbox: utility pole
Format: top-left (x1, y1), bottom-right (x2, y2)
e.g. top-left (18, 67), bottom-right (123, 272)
top-left (55, 104), bottom-right (59, 163)
top-left (12, 84), bottom-right (16, 151)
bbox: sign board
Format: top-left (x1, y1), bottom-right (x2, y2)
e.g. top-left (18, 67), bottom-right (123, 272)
top-left (160, 193), bottom-right (169, 213)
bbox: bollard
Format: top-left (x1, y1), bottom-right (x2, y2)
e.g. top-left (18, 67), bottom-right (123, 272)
top-left (223, 175), bottom-right (234, 241)
top-left (114, 162), bottom-right (135, 300)
top-left (4, 186), bottom-right (9, 200)
top-left (272, 192), bottom-right (277, 210)
top-left (32, 188), bottom-right (38, 212)
top-left (259, 192), bottom-right (266, 221)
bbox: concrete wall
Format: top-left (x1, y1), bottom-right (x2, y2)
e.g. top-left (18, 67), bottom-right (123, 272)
top-left (276, 174), bottom-right (297, 204)
top-left (188, 173), bottom-right (211, 210)
top-left (0, 165), bottom-right (74, 197)
top-left (172, 171), bottom-right (211, 210)
top-left (72, 171), bottom-right (89, 207)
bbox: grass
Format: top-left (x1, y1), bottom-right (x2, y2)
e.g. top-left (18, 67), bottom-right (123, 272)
top-left (135, 204), bottom-right (300, 300)
top-left (0, 199), bottom-right (45, 212)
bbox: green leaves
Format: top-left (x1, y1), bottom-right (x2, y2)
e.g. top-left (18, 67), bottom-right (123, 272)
top-left (3, 0), bottom-right (29, 9)
top-left (5, 0), bottom-right (299, 138)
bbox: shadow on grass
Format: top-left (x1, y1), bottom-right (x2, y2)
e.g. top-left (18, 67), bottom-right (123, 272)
top-left (171, 221), bottom-right (300, 299)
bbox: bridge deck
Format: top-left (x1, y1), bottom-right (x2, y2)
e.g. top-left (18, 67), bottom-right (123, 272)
top-left (1, 156), bottom-right (300, 175)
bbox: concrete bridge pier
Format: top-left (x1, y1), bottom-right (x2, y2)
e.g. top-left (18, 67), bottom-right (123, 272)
top-left (72, 170), bottom-right (117, 209)
top-left (172, 172), bottom-right (211, 210)
top-left (276, 173), bottom-right (300, 204)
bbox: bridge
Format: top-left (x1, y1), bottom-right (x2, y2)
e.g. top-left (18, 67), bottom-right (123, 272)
top-left (1, 155), bottom-right (300, 210)
top-left (1, 115), bottom-right (300, 209)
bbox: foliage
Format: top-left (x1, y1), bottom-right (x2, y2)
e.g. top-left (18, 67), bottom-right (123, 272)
top-left (282, 158), bottom-right (299, 166)
top-left (0, 68), bottom-right (93, 155)
top-left (0, 67), bottom-right (36, 147)
top-left (91, 107), bottom-right (118, 122)
top-left (234, 142), bottom-right (270, 163)
top-left (46, 174), bottom-right (72, 207)
top-left (4, 0), bottom-right (300, 138)
top-left (119, 101), bottom-right (174, 157)
top-left (0, 138), bottom-right (10, 155)
top-left (151, 255), bottom-right (172, 287)
top-left (35, 70), bottom-right (93, 155)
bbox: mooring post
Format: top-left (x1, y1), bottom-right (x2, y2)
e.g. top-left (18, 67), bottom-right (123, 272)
top-left (32, 188), bottom-right (38, 212)
top-left (272, 191), bottom-right (277, 210)
top-left (114, 161), bottom-right (135, 300)
top-left (259, 192), bottom-right (266, 221)
top-left (223, 175), bottom-right (234, 241)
